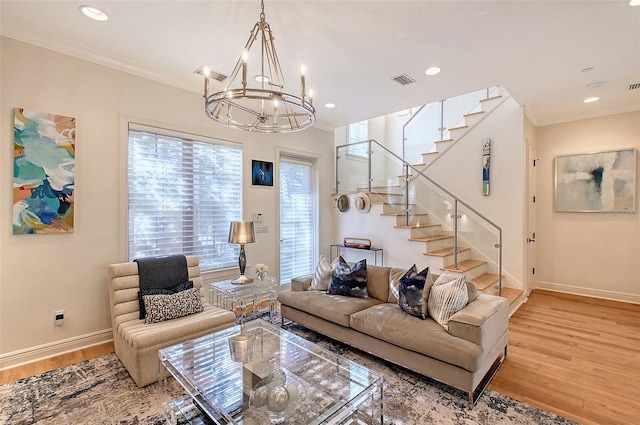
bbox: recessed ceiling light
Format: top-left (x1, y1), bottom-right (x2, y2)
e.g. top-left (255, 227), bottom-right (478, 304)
top-left (425, 66), bottom-right (442, 76)
top-left (79, 5), bottom-right (108, 21)
top-left (254, 75), bottom-right (270, 83)
top-left (584, 97), bottom-right (600, 103)
top-left (324, 103), bottom-right (336, 109)
top-left (587, 81), bottom-right (604, 89)
top-left (630, 0), bottom-right (640, 6)
top-left (581, 67), bottom-right (594, 73)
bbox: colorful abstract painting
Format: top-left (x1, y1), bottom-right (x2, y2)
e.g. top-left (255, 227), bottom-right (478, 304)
top-left (482, 138), bottom-right (490, 196)
top-left (555, 148), bottom-right (636, 213)
top-left (13, 108), bottom-right (76, 234)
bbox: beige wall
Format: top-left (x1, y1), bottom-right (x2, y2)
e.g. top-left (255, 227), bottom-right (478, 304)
top-left (0, 37), bottom-right (334, 365)
top-left (535, 111), bottom-right (640, 303)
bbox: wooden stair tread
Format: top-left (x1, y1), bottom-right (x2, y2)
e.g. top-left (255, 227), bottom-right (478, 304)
top-left (412, 163), bottom-right (426, 167)
top-left (441, 259), bottom-right (486, 273)
top-left (463, 111), bottom-right (484, 118)
top-left (396, 223), bottom-right (440, 229)
top-left (471, 272), bottom-right (501, 291)
top-left (409, 234), bottom-right (452, 242)
top-left (424, 247), bottom-right (470, 257)
top-left (381, 212), bottom-right (428, 217)
top-left (432, 139), bottom-right (453, 144)
top-left (479, 95), bottom-right (502, 103)
top-left (500, 288), bottom-right (523, 305)
top-left (449, 125), bottom-right (468, 131)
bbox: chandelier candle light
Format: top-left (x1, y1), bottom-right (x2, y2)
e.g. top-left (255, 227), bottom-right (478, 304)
top-left (197, 0), bottom-right (316, 133)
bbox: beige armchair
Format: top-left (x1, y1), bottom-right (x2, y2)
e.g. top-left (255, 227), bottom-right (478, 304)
top-left (107, 255), bottom-right (236, 387)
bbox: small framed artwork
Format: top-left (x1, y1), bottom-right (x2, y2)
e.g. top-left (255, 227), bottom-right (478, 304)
top-left (252, 160), bottom-right (273, 186)
top-left (555, 148), bottom-right (636, 213)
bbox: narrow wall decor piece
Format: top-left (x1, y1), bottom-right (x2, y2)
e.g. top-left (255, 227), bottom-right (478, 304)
top-left (13, 108), bottom-right (76, 234)
top-left (482, 139), bottom-right (490, 196)
top-left (251, 160), bottom-right (273, 186)
top-left (555, 148), bottom-right (636, 213)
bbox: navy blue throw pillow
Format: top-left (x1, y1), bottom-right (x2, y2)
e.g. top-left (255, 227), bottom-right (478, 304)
top-left (327, 257), bottom-right (369, 298)
top-left (138, 280), bottom-right (193, 320)
top-left (398, 265), bottom-right (432, 319)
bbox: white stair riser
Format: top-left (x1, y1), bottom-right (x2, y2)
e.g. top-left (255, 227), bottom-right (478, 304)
top-left (439, 262), bottom-right (487, 281)
top-left (436, 249), bottom-right (471, 266)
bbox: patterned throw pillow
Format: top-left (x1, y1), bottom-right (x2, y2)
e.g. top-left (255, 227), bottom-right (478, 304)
top-left (327, 256), bottom-right (368, 298)
top-left (137, 280), bottom-right (193, 320)
top-left (143, 287), bottom-right (204, 324)
top-left (311, 255), bottom-right (338, 291)
top-left (428, 274), bottom-right (469, 330)
top-left (398, 265), bottom-right (433, 319)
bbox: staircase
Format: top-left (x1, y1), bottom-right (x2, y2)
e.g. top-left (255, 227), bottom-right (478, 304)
top-left (341, 87), bottom-right (523, 307)
top-left (377, 196), bottom-right (521, 305)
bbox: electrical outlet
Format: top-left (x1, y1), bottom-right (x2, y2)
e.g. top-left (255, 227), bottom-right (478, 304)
top-left (55, 310), bottom-right (65, 326)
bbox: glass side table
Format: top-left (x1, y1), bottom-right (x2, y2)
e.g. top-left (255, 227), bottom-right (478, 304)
top-left (210, 278), bottom-right (279, 331)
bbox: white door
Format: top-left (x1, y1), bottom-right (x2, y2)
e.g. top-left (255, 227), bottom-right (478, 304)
top-left (526, 142), bottom-right (537, 297)
top-left (279, 157), bottom-right (315, 285)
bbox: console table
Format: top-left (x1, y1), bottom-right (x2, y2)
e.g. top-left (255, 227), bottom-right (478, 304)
top-left (330, 244), bottom-right (384, 266)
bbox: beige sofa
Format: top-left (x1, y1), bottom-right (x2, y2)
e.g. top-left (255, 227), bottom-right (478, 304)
top-left (277, 264), bottom-right (509, 407)
top-left (108, 255), bottom-right (236, 387)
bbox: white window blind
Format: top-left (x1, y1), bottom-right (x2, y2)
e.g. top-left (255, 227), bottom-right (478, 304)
top-left (128, 128), bottom-right (242, 270)
top-left (348, 120), bottom-right (369, 157)
top-left (279, 157), bottom-right (314, 284)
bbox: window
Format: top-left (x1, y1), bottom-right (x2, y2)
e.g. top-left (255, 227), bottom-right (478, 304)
top-left (347, 120), bottom-right (369, 158)
top-left (279, 157), bottom-right (315, 284)
top-left (128, 127), bottom-right (242, 270)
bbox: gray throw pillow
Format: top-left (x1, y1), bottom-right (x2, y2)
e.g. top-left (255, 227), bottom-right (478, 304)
top-left (311, 255), bottom-right (337, 291)
top-left (143, 287), bottom-right (204, 324)
top-left (137, 280), bottom-right (193, 320)
top-left (428, 274), bottom-right (469, 331)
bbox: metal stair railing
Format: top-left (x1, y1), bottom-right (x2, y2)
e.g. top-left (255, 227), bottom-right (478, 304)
top-left (336, 139), bottom-right (502, 295)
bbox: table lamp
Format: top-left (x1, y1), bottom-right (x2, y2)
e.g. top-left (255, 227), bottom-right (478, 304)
top-left (228, 221), bottom-right (256, 284)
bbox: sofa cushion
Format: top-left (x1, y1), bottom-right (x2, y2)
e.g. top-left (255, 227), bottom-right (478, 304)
top-left (428, 274), bottom-right (469, 331)
top-left (311, 255), bottom-right (337, 291)
top-left (387, 267), bottom-right (405, 303)
top-left (137, 280), bottom-right (193, 320)
top-left (277, 290), bottom-right (382, 327)
top-left (328, 257), bottom-right (368, 298)
top-left (350, 303), bottom-right (482, 372)
top-left (143, 287), bottom-right (204, 324)
top-left (398, 265), bottom-right (433, 319)
top-left (366, 265), bottom-right (391, 302)
top-left (118, 304), bottom-right (235, 349)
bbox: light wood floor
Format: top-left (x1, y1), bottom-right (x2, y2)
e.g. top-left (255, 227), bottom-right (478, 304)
top-left (1, 290), bottom-right (639, 425)
top-left (489, 289), bottom-right (640, 425)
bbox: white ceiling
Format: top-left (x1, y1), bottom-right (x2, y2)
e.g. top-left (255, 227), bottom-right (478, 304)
top-left (2, 1), bottom-right (639, 131)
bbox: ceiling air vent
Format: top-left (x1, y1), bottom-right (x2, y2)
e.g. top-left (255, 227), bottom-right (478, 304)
top-left (629, 83), bottom-right (640, 91)
top-left (392, 74), bottom-right (416, 86)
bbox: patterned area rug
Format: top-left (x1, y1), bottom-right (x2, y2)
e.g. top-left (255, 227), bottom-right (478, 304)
top-left (0, 322), bottom-right (577, 425)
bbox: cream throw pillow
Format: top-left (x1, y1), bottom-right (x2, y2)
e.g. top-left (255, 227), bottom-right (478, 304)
top-left (311, 255), bottom-right (337, 290)
top-left (428, 273), bottom-right (469, 331)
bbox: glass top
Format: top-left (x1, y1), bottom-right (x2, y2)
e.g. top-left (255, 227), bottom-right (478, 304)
top-left (159, 319), bottom-right (382, 425)
top-left (212, 278), bottom-right (277, 294)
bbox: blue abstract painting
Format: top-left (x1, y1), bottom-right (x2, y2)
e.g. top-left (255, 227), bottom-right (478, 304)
top-left (13, 108), bottom-right (76, 234)
top-left (555, 149), bottom-right (636, 213)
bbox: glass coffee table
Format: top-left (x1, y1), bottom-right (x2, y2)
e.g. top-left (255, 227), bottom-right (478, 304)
top-left (159, 319), bottom-right (383, 425)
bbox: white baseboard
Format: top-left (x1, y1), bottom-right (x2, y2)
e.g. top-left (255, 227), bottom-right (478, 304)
top-left (535, 281), bottom-right (640, 305)
top-left (0, 329), bottom-right (113, 371)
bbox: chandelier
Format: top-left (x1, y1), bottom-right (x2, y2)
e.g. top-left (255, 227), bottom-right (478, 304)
top-left (197, 0), bottom-right (316, 133)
